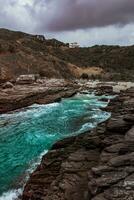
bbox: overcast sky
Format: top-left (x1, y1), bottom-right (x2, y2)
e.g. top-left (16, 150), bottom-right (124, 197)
top-left (1, 0), bottom-right (134, 46)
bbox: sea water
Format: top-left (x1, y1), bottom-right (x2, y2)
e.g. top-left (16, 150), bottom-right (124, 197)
top-left (0, 93), bottom-right (111, 199)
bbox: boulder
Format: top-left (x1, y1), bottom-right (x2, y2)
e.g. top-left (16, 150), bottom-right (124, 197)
top-left (105, 143), bottom-right (125, 153)
top-left (102, 135), bottom-right (124, 146)
top-left (106, 118), bottom-right (131, 134)
top-left (52, 136), bottom-right (76, 150)
top-left (2, 81), bottom-right (14, 89)
top-left (124, 114), bottom-right (134, 123)
top-left (125, 126), bottom-right (134, 142)
top-left (89, 170), bottom-right (128, 191)
top-left (108, 152), bottom-right (134, 167)
top-left (92, 193), bottom-right (106, 200)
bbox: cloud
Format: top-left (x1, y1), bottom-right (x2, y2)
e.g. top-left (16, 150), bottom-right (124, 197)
top-left (37, 0), bottom-right (134, 31)
top-left (0, 0), bottom-right (134, 46)
top-left (52, 24), bottom-right (134, 47)
top-left (0, 0), bottom-right (35, 32)
top-left (1, 0), bottom-right (134, 33)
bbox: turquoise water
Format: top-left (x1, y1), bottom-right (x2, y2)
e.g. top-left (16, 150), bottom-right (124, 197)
top-left (0, 93), bottom-right (111, 198)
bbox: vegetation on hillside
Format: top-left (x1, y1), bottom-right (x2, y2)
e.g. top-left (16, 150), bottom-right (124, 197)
top-left (49, 45), bottom-right (134, 81)
top-left (0, 28), bottom-right (134, 82)
top-left (0, 29), bottom-right (73, 82)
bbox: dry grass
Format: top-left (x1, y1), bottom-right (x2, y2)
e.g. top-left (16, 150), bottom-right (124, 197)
top-left (68, 64), bottom-right (104, 78)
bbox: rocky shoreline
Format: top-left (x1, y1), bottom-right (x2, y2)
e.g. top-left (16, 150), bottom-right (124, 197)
top-left (0, 80), bottom-right (78, 114)
top-left (21, 86), bottom-right (134, 200)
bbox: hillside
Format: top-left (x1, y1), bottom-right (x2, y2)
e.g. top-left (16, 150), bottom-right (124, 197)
top-left (0, 28), bottom-right (134, 82)
top-left (49, 45), bottom-right (134, 81)
top-left (0, 29), bottom-right (73, 83)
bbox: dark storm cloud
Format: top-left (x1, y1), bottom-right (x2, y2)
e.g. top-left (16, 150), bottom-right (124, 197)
top-left (1, 0), bottom-right (134, 46)
top-left (1, 0), bottom-right (134, 32)
top-left (38, 0), bottom-right (134, 31)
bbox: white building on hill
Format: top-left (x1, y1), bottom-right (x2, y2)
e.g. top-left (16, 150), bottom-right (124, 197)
top-left (69, 42), bottom-right (79, 48)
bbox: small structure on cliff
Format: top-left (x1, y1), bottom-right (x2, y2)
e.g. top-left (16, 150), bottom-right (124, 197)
top-left (35, 35), bottom-right (45, 41)
top-left (16, 74), bottom-right (40, 84)
top-left (69, 42), bottom-right (79, 48)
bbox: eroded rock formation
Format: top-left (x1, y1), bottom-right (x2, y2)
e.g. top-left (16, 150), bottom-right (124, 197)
top-left (22, 87), bottom-right (134, 200)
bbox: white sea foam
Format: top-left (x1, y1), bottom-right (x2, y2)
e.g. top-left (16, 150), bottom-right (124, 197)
top-left (0, 188), bottom-right (22, 200)
top-left (25, 150), bottom-right (48, 176)
top-left (0, 93), bottom-right (112, 199)
top-left (0, 102), bottom-right (59, 118)
top-left (78, 122), bottom-right (96, 133)
top-left (0, 150), bottom-right (48, 200)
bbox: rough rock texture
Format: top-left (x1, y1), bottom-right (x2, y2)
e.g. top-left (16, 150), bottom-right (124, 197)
top-left (22, 87), bottom-right (134, 200)
top-left (2, 81), bottom-right (14, 89)
top-left (0, 79), bottom-right (78, 114)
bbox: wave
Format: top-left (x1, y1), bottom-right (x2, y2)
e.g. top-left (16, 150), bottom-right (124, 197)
top-left (0, 150), bottom-right (48, 200)
top-left (0, 189), bottom-right (22, 200)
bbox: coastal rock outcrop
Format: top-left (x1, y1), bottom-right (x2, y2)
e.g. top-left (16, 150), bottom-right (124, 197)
top-left (2, 81), bottom-right (14, 89)
top-left (22, 87), bottom-right (134, 200)
top-left (0, 79), bottom-right (78, 114)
